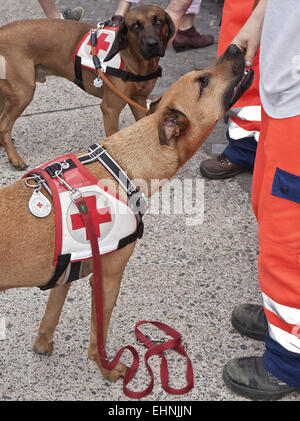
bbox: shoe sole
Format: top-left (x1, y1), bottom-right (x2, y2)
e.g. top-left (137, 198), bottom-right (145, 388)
top-left (223, 367), bottom-right (297, 401)
top-left (200, 165), bottom-right (247, 180)
top-left (231, 313), bottom-right (266, 341)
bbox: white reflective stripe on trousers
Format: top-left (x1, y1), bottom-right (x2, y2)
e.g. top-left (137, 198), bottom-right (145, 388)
top-left (263, 292), bottom-right (300, 354)
top-left (228, 106), bottom-right (261, 142)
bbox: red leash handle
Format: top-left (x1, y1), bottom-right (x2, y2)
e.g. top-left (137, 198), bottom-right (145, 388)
top-left (135, 321), bottom-right (194, 395)
top-left (74, 197), bottom-right (194, 398)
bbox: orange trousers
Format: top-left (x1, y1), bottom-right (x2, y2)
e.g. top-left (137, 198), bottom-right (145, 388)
top-left (252, 109), bottom-right (300, 386)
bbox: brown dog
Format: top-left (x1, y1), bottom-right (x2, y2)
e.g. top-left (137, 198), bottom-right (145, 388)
top-left (0, 45), bottom-right (253, 384)
top-left (0, 5), bottom-right (174, 170)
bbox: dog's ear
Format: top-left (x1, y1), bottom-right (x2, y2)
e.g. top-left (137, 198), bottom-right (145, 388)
top-left (104, 21), bottom-right (129, 62)
top-left (146, 96), bottom-right (162, 115)
top-left (158, 107), bottom-right (189, 146)
top-left (163, 11), bottom-right (176, 45)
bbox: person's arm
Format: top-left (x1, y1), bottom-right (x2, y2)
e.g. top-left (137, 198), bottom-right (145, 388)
top-left (232, 0), bottom-right (268, 66)
top-left (165, 0), bottom-right (193, 42)
top-left (38, 0), bottom-right (61, 19)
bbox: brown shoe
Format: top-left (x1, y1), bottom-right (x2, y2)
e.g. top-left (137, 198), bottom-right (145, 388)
top-left (110, 15), bottom-right (124, 27)
top-left (172, 26), bottom-right (214, 52)
top-left (200, 153), bottom-right (246, 179)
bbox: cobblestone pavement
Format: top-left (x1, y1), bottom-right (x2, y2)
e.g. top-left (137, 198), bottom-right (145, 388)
top-left (0, 0), bottom-right (298, 404)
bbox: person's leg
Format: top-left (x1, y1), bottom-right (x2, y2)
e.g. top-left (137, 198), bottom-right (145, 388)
top-left (227, 105), bottom-right (270, 342)
top-left (111, 0), bottom-right (140, 26)
top-left (199, 133), bottom-right (257, 179)
top-left (256, 111), bottom-right (300, 388)
top-left (223, 110), bottom-right (300, 400)
top-left (38, 0), bottom-right (84, 20)
top-left (38, 0), bottom-right (60, 19)
top-left (200, 113), bottom-right (261, 179)
top-left (200, 0), bottom-right (261, 179)
top-left (172, 0), bottom-right (214, 51)
top-left (223, 133), bottom-right (257, 169)
top-left (114, 0), bottom-right (137, 16)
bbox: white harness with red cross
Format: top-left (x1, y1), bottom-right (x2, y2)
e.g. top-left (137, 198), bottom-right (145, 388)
top-left (24, 144), bottom-right (146, 290)
top-left (73, 25), bottom-right (124, 73)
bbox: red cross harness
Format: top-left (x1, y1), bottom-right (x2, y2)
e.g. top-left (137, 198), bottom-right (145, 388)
top-left (70, 195), bottom-right (112, 240)
top-left (88, 32), bottom-right (110, 55)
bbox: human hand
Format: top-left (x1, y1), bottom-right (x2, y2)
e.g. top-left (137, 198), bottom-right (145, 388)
top-left (232, 0), bottom-right (268, 67)
top-left (232, 21), bottom-right (262, 67)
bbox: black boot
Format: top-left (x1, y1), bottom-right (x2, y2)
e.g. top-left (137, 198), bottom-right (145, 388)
top-left (223, 356), bottom-right (298, 400)
top-left (231, 304), bottom-right (267, 341)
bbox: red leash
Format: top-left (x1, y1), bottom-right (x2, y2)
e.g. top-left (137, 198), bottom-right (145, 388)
top-left (75, 196), bottom-right (194, 398)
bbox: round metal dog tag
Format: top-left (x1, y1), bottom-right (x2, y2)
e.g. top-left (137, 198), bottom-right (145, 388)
top-left (93, 77), bottom-right (103, 88)
top-left (29, 189), bottom-right (51, 218)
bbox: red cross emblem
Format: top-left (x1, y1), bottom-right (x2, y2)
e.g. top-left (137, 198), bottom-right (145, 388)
top-left (70, 196), bottom-right (112, 240)
top-left (88, 33), bottom-right (110, 56)
top-left (37, 202), bottom-right (44, 208)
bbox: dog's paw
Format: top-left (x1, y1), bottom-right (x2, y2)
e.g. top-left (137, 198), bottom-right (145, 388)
top-left (102, 362), bottom-right (128, 383)
top-left (9, 156), bottom-right (28, 171)
top-left (32, 334), bottom-right (53, 356)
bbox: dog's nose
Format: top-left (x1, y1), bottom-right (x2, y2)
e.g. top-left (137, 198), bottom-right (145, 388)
top-left (223, 44), bottom-right (242, 59)
top-left (219, 43), bottom-right (245, 75)
top-left (146, 37), bottom-right (159, 48)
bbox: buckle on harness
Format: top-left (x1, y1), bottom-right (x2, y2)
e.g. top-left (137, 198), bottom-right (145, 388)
top-left (96, 20), bottom-right (111, 30)
top-left (129, 190), bottom-right (148, 216)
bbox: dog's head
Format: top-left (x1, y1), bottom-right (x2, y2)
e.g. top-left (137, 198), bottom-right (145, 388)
top-left (104, 5), bottom-right (175, 62)
top-left (147, 44), bottom-right (254, 162)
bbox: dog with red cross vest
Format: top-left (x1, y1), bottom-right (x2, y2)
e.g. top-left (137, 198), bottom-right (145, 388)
top-left (0, 45), bottom-right (253, 394)
top-left (0, 5), bottom-right (174, 170)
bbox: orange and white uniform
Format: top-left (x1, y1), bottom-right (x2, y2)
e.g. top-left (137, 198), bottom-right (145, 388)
top-left (252, 0), bottom-right (300, 386)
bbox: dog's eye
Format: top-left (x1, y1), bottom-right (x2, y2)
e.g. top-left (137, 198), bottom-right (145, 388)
top-left (131, 21), bottom-right (143, 32)
top-left (153, 17), bottom-right (163, 27)
top-left (197, 74), bottom-right (210, 97)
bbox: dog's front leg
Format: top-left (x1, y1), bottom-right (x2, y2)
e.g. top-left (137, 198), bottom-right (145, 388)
top-left (88, 242), bottom-right (136, 382)
top-left (100, 91), bottom-right (126, 136)
top-left (128, 96), bottom-right (147, 122)
top-left (32, 283), bottom-right (71, 356)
